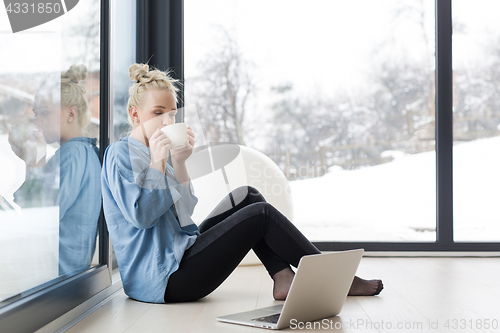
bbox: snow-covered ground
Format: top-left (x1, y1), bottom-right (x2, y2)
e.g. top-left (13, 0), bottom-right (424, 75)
top-left (291, 136), bottom-right (500, 242)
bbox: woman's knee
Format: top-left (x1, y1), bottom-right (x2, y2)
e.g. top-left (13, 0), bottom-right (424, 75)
top-left (244, 202), bottom-right (284, 228)
top-left (247, 186), bottom-right (265, 201)
top-left (254, 202), bottom-right (293, 230)
top-left (231, 186), bottom-right (266, 205)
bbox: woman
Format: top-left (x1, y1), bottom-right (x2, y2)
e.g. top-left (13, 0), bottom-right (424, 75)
top-left (9, 64), bottom-right (101, 275)
top-left (101, 63), bottom-right (383, 304)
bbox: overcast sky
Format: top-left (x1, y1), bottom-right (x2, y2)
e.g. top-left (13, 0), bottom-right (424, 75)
top-left (184, 0), bottom-right (500, 96)
top-left (0, 0), bottom-right (100, 76)
top-left (0, 0), bottom-right (498, 91)
top-left (185, 0), bottom-right (434, 95)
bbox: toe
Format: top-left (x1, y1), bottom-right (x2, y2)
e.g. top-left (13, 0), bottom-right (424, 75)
top-left (374, 280), bottom-right (383, 295)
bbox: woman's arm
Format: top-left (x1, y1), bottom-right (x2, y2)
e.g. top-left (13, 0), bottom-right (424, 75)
top-left (172, 160), bottom-right (192, 196)
top-left (171, 125), bottom-right (196, 195)
top-left (104, 143), bottom-right (176, 229)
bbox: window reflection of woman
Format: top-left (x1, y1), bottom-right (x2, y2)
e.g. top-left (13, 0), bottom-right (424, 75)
top-left (10, 65), bottom-right (101, 276)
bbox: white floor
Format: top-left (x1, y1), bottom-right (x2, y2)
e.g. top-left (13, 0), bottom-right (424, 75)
top-left (65, 258), bottom-right (500, 333)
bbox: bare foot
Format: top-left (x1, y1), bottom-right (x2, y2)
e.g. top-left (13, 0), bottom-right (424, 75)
top-left (272, 268), bottom-right (295, 300)
top-left (348, 276), bottom-right (383, 296)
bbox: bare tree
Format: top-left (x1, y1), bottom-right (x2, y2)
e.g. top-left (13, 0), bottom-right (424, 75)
top-left (369, 58), bottom-right (434, 143)
top-left (63, 0), bottom-right (100, 71)
top-left (269, 83), bottom-right (385, 173)
top-left (453, 34), bottom-right (500, 140)
top-left (368, 1), bottom-right (435, 152)
top-left (186, 28), bottom-right (256, 145)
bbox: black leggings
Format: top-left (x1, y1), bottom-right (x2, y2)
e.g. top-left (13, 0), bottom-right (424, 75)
top-left (164, 186), bottom-right (321, 303)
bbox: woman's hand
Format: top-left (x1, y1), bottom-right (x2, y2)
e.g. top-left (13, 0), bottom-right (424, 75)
top-left (8, 126), bottom-right (46, 167)
top-left (149, 128), bottom-right (171, 166)
top-left (171, 126), bottom-right (195, 164)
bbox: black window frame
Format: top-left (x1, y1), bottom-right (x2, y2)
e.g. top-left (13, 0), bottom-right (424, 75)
top-left (136, 0), bottom-right (184, 111)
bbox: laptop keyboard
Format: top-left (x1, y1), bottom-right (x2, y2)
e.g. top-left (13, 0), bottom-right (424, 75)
top-left (251, 313), bottom-right (281, 324)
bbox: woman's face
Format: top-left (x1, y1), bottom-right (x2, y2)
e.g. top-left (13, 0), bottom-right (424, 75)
top-left (133, 89), bottom-right (177, 139)
top-left (33, 96), bottom-right (61, 144)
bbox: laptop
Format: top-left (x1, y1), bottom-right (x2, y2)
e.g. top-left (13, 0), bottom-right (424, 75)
top-left (216, 249), bottom-right (364, 330)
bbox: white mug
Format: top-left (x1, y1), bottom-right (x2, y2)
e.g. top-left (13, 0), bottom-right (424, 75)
top-left (161, 123), bottom-right (188, 149)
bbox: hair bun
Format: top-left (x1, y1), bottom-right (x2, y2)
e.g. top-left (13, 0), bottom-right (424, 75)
top-left (61, 64), bottom-right (88, 84)
top-left (129, 63), bottom-right (150, 83)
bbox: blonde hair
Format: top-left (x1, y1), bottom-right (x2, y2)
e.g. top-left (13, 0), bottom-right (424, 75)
top-left (35, 64), bottom-right (90, 128)
top-left (61, 64), bottom-right (90, 128)
top-left (126, 63), bottom-right (179, 126)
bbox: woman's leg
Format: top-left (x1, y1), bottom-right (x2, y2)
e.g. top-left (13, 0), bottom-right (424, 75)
top-left (164, 186), bottom-right (383, 302)
top-left (199, 186), bottom-right (311, 300)
top-left (197, 186), bottom-right (267, 232)
top-left (196, 186), bottom-right (304, 277)
top-left (164, 189), bottom-right (320, 303)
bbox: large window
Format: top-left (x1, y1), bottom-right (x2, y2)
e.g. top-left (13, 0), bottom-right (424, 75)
top-left (185, 0), bottom-right (437, 242)
top-left (184, 0), bottom-right (499, 250)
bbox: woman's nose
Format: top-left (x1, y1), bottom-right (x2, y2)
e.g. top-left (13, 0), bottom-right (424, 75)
top-left (163, 114), bottom-right (174, 126)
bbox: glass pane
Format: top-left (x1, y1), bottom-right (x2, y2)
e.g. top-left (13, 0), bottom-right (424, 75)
top-left (452, 0), bottom-right (500, 242)
top-left (111, 0), bottom-right (137, 270)
top-left (0, 0), bottom-right (101, 304)
top-left (185, 0), bottom-right (436, 241)
top-left (113, 0), bottom-right (136, 142)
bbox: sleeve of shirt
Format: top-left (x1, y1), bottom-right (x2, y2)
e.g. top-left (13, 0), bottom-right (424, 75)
top-left (175, 179), bottom-right (198, 216)
top-left (165, 165), bottom-right (198, 216)
top-left (104, 144), bottom-right (175, 229)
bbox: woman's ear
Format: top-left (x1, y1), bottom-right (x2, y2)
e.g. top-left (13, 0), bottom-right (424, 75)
top-left (130, 106), bottom-right (139, 123)
top-left (67, 106), bottom-right (78, 123)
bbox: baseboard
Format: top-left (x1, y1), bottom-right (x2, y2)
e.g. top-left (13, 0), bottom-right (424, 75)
top-left (36, 272), bottom-right (123, 333)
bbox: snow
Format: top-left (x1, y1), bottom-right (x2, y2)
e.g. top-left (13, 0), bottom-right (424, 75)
top-left (290, 136), bottom-right (500, 242)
